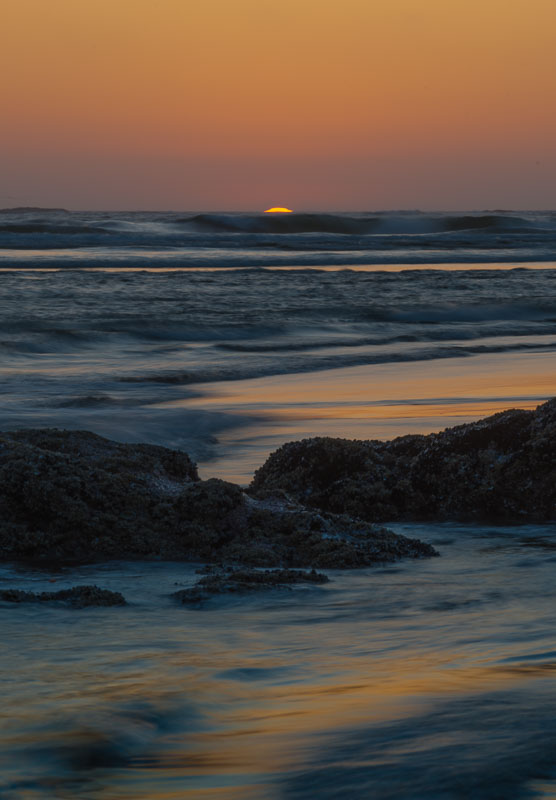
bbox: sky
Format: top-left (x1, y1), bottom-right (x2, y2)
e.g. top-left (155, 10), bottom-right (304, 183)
top-left (2, 0), bottom-right (556, 210)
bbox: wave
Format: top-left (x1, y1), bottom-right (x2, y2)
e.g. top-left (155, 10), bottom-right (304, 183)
top-left (1, 210), bottom-right (556, 263)
top-left (215, 326), bottom-right (556, 353)
top-left (0, 223), bottom-right (109, 235)
top-left (387, 302), bottom-right (556, 324)
top-left (443, 214), bottom-right (520, 231)
top-left (116, 339), bottom-right (556, 387)
top-left (189, 213), bottom-right (382, 235)
top-left (1, 313), bottom-right (555, 360)
top-left (187, 212), bottom-right (545, 236)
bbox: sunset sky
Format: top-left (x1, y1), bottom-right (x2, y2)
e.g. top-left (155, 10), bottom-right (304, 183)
top-left (2, 0), bottom-right (556, 210)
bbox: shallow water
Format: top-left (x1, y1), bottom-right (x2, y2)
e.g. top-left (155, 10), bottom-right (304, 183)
top-left (3, 209), bottom-right (556, 797)
top-left (1, 260), bottom-right (556, 477)
top-left (3, 523), bottom-right (556, 798)
top-left (174, 348), bottom-right (556, 481)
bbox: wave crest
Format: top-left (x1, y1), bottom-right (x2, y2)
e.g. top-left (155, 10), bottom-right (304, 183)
top-left (189, 213), bottom-right (381, 235)
top-left (187, 212), bottom-right (540, 236)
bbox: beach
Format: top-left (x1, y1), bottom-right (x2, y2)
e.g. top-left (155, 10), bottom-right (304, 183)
top-left (1, 210), bottom-right (556, 480)
top-left (4, 0), bottom-right (556, 792)
top-left (2, 208), bottom-right (556, 798)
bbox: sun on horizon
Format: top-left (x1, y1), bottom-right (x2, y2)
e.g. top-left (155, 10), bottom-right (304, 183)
top-left (264, 207), bottom-right (293, 213)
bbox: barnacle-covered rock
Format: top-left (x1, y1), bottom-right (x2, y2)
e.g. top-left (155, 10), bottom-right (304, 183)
top-left (173, 567), bottom-right (329, 604)
top-left (250, 399), bottom-right (556, 522)
top-left (0, 584), bottom-right (126, 607)
top-left (0, 428), bottom-right (436, 566)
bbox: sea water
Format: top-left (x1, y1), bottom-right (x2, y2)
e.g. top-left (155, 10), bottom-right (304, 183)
top-left (2, 209), bottom-right (556, 798)
top-left (2, 524), bottom-right (556, 798)
top-left (1, 209), bottom-right (556, 478)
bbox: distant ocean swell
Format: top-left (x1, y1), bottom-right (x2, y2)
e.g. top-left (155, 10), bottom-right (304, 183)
top-left (0, 210), bottom-right (555, 455)
top-left (187, 212), bottom-right (555, 235)
top-left (0, 209), bottom-right (556, 265)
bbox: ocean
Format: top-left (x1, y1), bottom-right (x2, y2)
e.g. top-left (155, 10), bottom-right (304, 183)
top-left (2, 208), bottom-right (556, 798)
top-left (1, 208), bottom-right (556, 481)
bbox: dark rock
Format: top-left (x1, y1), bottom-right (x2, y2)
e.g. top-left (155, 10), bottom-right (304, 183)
top-left (249, 398), bottom-right (556, 522)
top-left (0, 585), bottom-right (126, 607)
top-left (173, 567), bottom-right (329, 604)
top-left (172, 479), bottom-right (248, 557)
top-left (218, 503), bottom-right (436, 568)
top-left (0, 429), bottom-right (198, 560)
top-left (0, 428), bottom-right (436, 567)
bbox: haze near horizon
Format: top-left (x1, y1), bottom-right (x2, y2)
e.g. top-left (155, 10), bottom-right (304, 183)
top-left (2, 0), bottom-right (556, 211)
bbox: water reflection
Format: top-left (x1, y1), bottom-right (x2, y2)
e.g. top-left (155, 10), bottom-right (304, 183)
top-left (2, 524), bottom-right (556, 797)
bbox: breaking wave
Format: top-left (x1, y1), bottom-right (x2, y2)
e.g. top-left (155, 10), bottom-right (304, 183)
top-left (115, 339), bottom-right (556, 387)
top-left (1, 210), bottom-right (556, 258)
top-left (188, 212), bottom-right (545, 236)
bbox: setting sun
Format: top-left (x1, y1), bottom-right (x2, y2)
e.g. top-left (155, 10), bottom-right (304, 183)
top-left (264, 207), bottom-right (293, 213)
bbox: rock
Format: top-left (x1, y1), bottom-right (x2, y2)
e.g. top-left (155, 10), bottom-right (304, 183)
top-left (0, 428), bottom-right (436, 567)
top-left (0, 429), bottom-right (198, 560)
top-left (249, 398), bottom-right (556, 522)
top-left (0, 585), bottom-right (126, 607)
top-left (173, 567), bottom-right (329, 604)
top-left (216, 501), bottom-right (437, 567)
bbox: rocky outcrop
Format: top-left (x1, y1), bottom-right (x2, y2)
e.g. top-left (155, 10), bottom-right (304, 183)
top-left (0, 429), bottom-right (198, 561)
top-left (218, 500), bottom-right (436, 567)
top-left (0, 585), bottom-right (126, 607)
top-left (249, 399), bottom-right (556, 522)
top-left (0, 428), bottom-right (436, 566)
top-left (174, 567), bottom-right (329, 604)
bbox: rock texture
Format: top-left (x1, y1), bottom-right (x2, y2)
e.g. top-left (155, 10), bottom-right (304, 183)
top-left (250, 399), bottom-right (556, 522)
top-left (0, 585), bottom-right (126, 607)
top-left (174, 567), bottom-right (329, 604)
top-left (0, 428), bottom-right (435, 566)
top-left (0, 429), bottom-right (198, 560)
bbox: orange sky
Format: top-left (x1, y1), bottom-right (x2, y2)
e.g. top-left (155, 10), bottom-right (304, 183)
top-left (2, 0), bottom-right (556, 209)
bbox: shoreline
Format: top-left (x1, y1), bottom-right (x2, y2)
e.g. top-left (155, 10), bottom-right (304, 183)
top-left (2, 261), bottom-right (556, 488)
top-left (186, 349), bottom-right (556, 483)
top-left (1, 400), bottom-right (554, 605)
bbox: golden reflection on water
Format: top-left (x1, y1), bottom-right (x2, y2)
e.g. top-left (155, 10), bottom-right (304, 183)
top-left (4, 542), bottom-right (556, 800)
top-left (186, 350), bottom-right (555, 410)
top-left (168, 349), bottom-right (556, 482)
top-left (2, 262), bottom-right (556, 273)
top-left (110, 650), bottom-right (556, 794)
top-left (255, 400), bottom-right (541, 421)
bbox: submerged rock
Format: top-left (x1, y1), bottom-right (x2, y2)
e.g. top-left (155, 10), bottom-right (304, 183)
top-left (249, 398), bottom-right (556, 523)
top-left (0, 427), bottom-right (436, 566)
top-left (0, 585), bottom-right (126, 607)
top-left (173, 567), bottom-right (329, 604)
